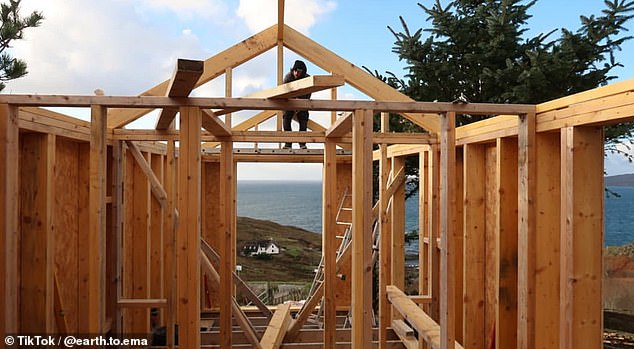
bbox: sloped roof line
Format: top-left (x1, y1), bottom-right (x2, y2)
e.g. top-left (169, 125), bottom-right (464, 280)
top-left (107, 25), bottom-right (279, 128)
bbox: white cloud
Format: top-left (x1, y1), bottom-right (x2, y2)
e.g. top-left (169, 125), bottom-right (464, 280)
top-left (132, 0), bottom-right (228, 20)
top-left (237, 0), bottom-right (336, 34)
top-left (6, 0), bottom-right (212, 95)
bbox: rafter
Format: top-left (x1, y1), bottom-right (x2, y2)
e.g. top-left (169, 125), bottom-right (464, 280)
top-left (282, 24), bottom-right (441, 134)
top-left (107, 25), bottom-right (278, 128)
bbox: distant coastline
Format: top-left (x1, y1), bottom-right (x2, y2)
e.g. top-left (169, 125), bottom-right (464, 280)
top-left (605, 173), bottom-right (634, 187)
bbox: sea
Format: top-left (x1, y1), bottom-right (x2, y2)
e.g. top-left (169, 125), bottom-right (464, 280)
top-left (237, 181), bottom-right (634, 248)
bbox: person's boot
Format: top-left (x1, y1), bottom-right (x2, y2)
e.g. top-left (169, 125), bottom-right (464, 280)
top-left (283, 143), bottom-right (292, 149)
top-left (299, 143), bottom-right (307, 149)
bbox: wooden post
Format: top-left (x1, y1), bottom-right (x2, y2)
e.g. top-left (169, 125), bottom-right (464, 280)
top-left (439, 112), bottom-right (456, 349)
top-left (495, 137), bottom-right (518, 348)
top-left (560, 126), bottom-right (603, 349)
top-left (351, 109), bottom-right (373, 349)
top-left (219, 139), bottom-right (234, 348)
top-left (323, 140), bottom-right (337, 348)
top-left (178, 106), bottom-right (201, 348)
top-left (429, 144), bottom-right (441, 322)
top-left (379, 143), bottom-right (392, 349)
top-left (164, 140), bottom-right (177, 348)
top-left (150, 154), bottom-right (164, 304)
top-left (19, 133), bottom-right (55, 333)
top-left (0, 104), bottom-right (19, 335)
top-left (454, 148), bottom-right (464, 344)
top-left (518, 113), bottom-right (536, 349)
top-left (111, 141), bottom-right (124, 334)
top-left (87, 104), bottom-right (107, 333)
top-left (462, 144), bottom-right (486, 349)
top-left (391, 156), bottom-right (405, 295)
top-left (535, 132), bottom-right (561, 348)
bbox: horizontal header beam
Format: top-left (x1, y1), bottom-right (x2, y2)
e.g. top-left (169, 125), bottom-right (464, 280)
top-left (1, 95), bottom-right (535, 115)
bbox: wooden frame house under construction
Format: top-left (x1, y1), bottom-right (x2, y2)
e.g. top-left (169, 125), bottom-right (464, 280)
top-left (1, 6), bottom-right (632, 349)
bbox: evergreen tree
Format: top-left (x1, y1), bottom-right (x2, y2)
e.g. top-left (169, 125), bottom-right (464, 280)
top-left (0, 0), bottom-right (43, 91)
top-left (368, 0), bottom-right (634, 198)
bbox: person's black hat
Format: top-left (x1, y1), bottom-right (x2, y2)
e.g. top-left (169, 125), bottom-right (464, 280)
top-left (292, 60), bottom-right (307, 72)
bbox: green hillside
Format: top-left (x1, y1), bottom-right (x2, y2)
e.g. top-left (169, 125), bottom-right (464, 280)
top-left (236, 216), bottom-right (322, 283)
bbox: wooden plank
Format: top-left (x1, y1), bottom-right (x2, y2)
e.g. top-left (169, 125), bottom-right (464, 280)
top-left (536, 77), bottom-right (634, 113)
top-left (462, 144), bottom-right (486, 349)
top-left (88, 104), bottom-right (107, 333)
top-left (325, 112), bottom-right (352, 138)
top-left (282, 25), bottom-right (441, 133)
top-left (149, 153), bottom-right (164, 306)
top-left (384, 166), bottom-right (405, 201)
top-left (117, 299), bottom-right (167, 308)
top-left (200, 239), bottom-right (272, 318)
top-left (391, 156), bottom-right (405, 297)
top-left (260, 303), bottom-right (292, 349)
top-left (129, 147), bottom-right (150, 333)
top-left (19, 133), bottom-right (55, 333)
top-left (107, 25), bottom-right (278, 128)
top-left (3, 94), bottom-right (534, 116)
top-left (219, 138), bottom-right (234, 348)
top-left (164, 140), bottom-right (177, 348)
top-left (225, 67), bottom-right (233, 127)
top-left (518, 113), bottom-right (536, 349)
top-left (177, 106), bottom-right (202, 348)
top-left (495, 137), bottom-right (518, 348)
top-left (387, 285), bottom-right (464, 349)
top-left (351, 109), bottom-right (374, 348)
top-left (200, 251), bottom-right (262, 349)
top-left (453, 148), bottom-right (464, 344)
top-left (379, 145), bottom-right (392, 349)
top-left (156, 59), bottom-right (204, 130)
top-left (439, 112), bottom-right (456, 349)
top-left (484, 145), bottom-right (497, 349)
top-left (0, 104), bottom-right (19, 334)
top-left (323, 140), bottom-right (338, 348)
top-left (125, 141), bottom-right (168, 206)
top-left (560, 126), bottom-right (603, 349)
top-left (534, 132), bottom-right (561, 349)
top-left (428, 144), bottom-right (441, 321)
top-left (392, 319), bottom-right (419, 349)
top-left (111, 141), bottom-right (124, 335)
top-left (213, 75), bottom-right (345, 116)
top-left (202, 110), bottom-right (232, 137)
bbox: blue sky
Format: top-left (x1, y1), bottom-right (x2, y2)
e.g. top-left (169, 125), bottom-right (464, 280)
top-left (8, 0), bottom-right (634, 179)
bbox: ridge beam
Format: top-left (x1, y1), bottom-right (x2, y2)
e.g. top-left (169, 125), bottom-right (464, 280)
top-left (156, 59), bottom-right (204, 130)
top-left (213, 75), bottom-right (345, 116)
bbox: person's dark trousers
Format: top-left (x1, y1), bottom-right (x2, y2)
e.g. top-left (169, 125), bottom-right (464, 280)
top-left (282, 111), bottom-right (309, 148)
top-left (296, 111), bottom-right (308, 148)
top-left (282, 111), bottom-right (294, 148)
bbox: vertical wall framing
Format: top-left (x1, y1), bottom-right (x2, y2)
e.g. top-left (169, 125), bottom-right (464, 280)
top-left (495, 137), bottom-right (518, 348)
top-left (560, 126), bottom-right (604, 349)
top-left (219, 139), bottom-right (234, 348)
top-left (0, 104), bottom-right (19, 335)
top-left (463, 143), bottom-right (486, 349)
top-left (439, 112), bottom-right (456, 349)
top-left (19, 133), bottom-right (55, 333)
top-left (322, 140), bottom-right (337, 348)
top-left (378, 143), bottom-right (391, 349)
top-left (351, 109), bottom-right (373, 348)
top-left (534, 132), bottom-right (561, 348)
top-left (87, 105), bottom-right (107, 333)
top-left (164, 140), bottom-right (177, 348)
top-left (177, 106), bottom-right (202, 348)
top-left (518, 113), bottom-right (536, 349)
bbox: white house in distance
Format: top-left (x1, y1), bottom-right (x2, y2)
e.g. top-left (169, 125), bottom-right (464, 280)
top-left (242, 239), bottom-right (281, 257)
